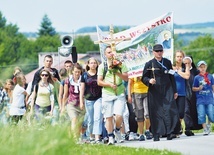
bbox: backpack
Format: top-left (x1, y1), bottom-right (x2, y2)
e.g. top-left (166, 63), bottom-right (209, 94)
top-left (103, 61), bottom-right (108, 80)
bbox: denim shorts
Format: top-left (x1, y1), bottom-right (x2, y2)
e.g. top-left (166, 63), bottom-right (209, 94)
top-left (102, 93), bottom-right (126, 118)
top-left (197, 104), bottom-right (214, 124)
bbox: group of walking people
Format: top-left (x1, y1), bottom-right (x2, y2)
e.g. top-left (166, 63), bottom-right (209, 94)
top-left (0, 44), bottom-right (213, 145)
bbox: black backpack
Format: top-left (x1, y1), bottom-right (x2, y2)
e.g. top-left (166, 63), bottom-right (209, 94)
top-left (103, 61), bottom-right (108, 80)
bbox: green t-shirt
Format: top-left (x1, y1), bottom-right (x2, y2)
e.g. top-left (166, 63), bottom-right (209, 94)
top-left (97, 62), bottom-right (128, 95)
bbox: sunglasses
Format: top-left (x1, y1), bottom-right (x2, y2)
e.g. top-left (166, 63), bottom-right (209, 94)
top-left (41, 74), bottom-right (49, 77)
top-left (154, 50), bottom-right (163, 53)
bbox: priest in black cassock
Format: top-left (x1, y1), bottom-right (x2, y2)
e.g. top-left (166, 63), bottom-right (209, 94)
top-left (142, 44), bottom-right (180, 141)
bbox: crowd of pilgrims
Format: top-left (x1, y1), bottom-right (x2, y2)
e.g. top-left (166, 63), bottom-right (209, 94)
top-left (0, 50), bottom-right (213, 144)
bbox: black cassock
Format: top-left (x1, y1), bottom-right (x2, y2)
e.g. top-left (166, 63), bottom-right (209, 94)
top-left (184, 68), bottom-right (203, 130)
top-left (142, 58), bottom-right (179, 137)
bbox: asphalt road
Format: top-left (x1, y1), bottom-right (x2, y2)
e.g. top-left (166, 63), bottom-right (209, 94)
top-left (116, 132), bottom-right (214, 155)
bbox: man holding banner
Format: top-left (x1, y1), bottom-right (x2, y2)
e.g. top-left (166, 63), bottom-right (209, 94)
top-left (142, 44), bottom-right (180, 141)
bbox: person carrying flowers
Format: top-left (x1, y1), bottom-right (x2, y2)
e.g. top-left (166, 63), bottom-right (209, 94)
top-left (97, 46), bottom-right (128, 145)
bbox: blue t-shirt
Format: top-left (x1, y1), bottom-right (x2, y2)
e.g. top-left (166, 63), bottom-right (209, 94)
top-left (193, 73), bottom-right (214, 105)
top-left (174, 72), bottom-right (186, 96)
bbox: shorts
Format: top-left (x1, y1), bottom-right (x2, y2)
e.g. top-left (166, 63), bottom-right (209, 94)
top-left (102, 93), bottom-right (126, 118)
top-left (66, 103), bottom-right (85, 120)
top-left (132, 93), bottom-right (149, 122)
top-left (197, 104), bottom-right (214, 124)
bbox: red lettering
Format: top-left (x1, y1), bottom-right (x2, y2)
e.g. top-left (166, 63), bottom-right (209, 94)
top-left (151, 24), bottom-right (156, 28)
top-left (120, 35), bottom-right (126, 39)
top-left (129, 31), bottom-right (137, 38)
top-left (160, 19), bottom-right (167, 24)
top-left (128, 15), bottom-right (172, 39)
top-left (166, 16), bottom-right (171, 22)
top-left (156, 21), bottom-right (161, 26)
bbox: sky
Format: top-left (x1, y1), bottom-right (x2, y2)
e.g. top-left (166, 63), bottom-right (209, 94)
top-left (0, 0), bottom-right (214, 33)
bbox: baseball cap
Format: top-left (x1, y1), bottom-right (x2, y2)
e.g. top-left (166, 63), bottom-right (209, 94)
top-left (153, 44), bottom-right (163, 51)
top-left (197, 60), bottom-right (207, 67)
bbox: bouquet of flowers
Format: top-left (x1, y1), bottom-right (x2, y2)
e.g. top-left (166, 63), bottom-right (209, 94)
top-left (109, 56), bottom-right (122, 74)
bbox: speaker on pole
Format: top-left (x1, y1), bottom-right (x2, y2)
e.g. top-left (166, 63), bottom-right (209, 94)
top-left (58, 34), bottom-right (78, 63)
top-left (71, 46), bottom-right (78, 63)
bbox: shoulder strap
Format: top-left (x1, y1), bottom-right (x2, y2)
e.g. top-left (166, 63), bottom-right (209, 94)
top-left (103, 61), bottom-right (108, 80)
top-left (83, 72), bottom-right (88, 81)
top-left (35, 84), bottom-right (39, 94)
top-left (67, 76), bottom-right (72, 88)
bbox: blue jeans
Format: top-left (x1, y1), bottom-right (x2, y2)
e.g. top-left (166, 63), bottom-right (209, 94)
top-left (197, 104), bottom-right (214, 124)
top-left (85, 98), bottom-right (102, 135)
top-left (93, 98), bottom-right (103, 135)
top-left (51, 106), bottom-right (59, 125)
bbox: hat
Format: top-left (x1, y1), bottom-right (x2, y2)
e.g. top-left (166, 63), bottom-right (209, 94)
top-left (197, 60), bottom-right (207, 67)
top-left (153, 44), bottom-right (163, 51)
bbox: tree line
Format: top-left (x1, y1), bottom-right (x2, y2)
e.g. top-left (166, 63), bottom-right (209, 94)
top-left (0, 12), bottom-right (98, 81)
top-left (0, 11), bottom-right (214, 82)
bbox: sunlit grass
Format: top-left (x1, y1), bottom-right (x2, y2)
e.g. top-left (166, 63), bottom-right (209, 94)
top-left (0, 117), bottom-right (181, 155)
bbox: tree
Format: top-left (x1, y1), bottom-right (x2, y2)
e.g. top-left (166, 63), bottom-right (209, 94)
top-left (0, 12), bottom-right (6, 28)
top-left (184, 34), bottom-right (214, 73)
top-left (74, 35), bottom-right (99, 53)
top-left (38, 14), bottom-right (57, 37)
top-left (34, 35), bottom-right (61, 53)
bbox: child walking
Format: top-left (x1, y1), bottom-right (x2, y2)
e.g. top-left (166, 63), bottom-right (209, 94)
top-left (192, 60), bottom-right (214, 135)
top-left (9, 73), bottom-right (28, 124)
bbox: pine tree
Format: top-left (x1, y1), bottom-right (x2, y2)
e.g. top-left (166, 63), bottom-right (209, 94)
top-left (0, 12), bottom-right (6, 28)
top-left (38, 14), bottom-right (57, 37)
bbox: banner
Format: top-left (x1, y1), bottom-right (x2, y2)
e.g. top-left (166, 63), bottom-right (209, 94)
top-left (96, 12), bottom-right (174, 78)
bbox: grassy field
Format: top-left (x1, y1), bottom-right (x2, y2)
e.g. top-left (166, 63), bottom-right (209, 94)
top-left (0, 119), bottom-right (181, 155)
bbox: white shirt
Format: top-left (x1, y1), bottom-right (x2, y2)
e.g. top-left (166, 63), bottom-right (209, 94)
top-left (9, 84), bottom-right (26, 116)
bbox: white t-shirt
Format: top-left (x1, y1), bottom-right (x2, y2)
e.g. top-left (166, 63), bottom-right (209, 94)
top-left (26, 81), bottom-right (32, 105)
top-left (9, 84), bottom-right (26, 116)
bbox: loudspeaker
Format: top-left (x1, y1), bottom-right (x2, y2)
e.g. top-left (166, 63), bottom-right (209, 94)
top-left (61, 35), bottom-right (73, 48)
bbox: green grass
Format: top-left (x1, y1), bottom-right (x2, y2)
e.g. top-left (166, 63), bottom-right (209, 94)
top-left (0, 118), bottom-right (181, 155)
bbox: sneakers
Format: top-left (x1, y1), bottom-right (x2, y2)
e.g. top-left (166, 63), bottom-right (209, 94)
top-left (203, 124), bottom-right (211, 136)
top-left (114, 130), bottom-right (124, 143)
top-left (107, 136), bottom-right (115, 145)
top-left (121, 134), bottom-right (126, 141)
top-left (94, 139), bottom-right (102, 144)
top-left (133, 133), bottom-right (139, 140)
top-left (203, 128), bottom-right (210, 136)
top-left (145, 131), bottom-right (153, 140)
top-left (128, 132), bottom-right (134, 141)
top-left (103, 137), bottom-right (109, 144)
top-left (138, 135), bottom-right (145, 141)
top-left (207, 124), bottom-right (211, 133)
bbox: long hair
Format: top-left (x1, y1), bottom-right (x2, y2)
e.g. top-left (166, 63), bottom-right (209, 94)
top-left (85, 57), bottom-right (100, 71)
top-left (173, 50), bottom-right (186, 66)
top-left (4, 79), bottom-right (14, 93)
top-left (39, 69), bottom-right (54, 84)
